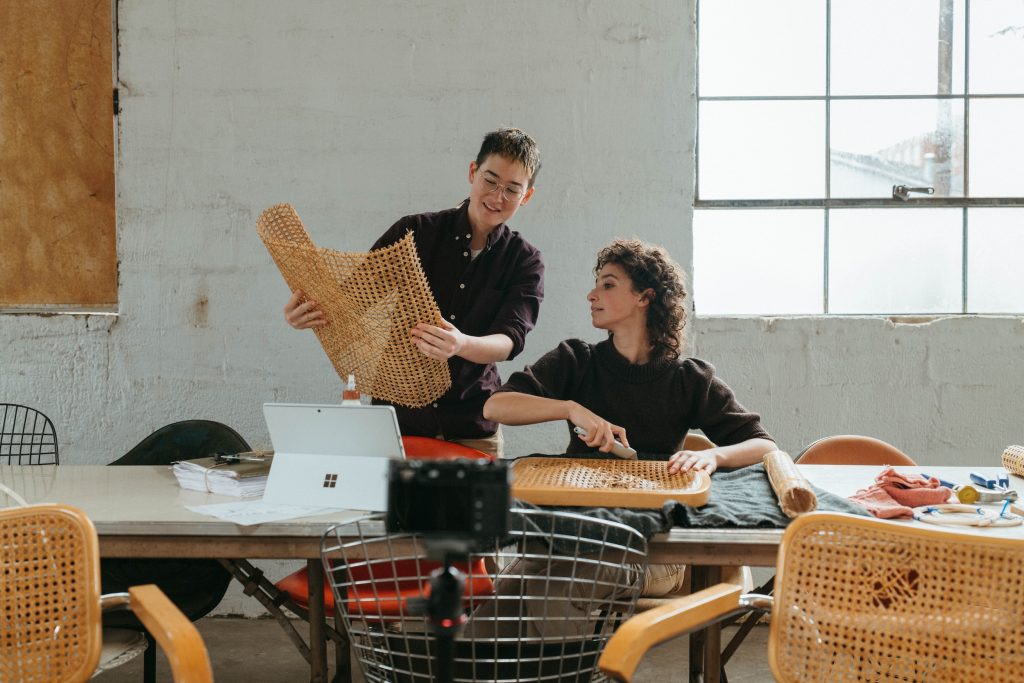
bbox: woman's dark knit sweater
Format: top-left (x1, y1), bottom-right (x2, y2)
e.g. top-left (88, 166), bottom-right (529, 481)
top-left (496, 338), bottom-right (773, 457)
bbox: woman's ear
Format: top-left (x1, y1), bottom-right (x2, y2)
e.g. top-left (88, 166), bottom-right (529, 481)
top-left (638, 288), bottom-right (655, 307)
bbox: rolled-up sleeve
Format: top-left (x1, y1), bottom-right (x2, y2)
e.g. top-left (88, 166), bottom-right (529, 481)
top-left (485, 246), bottom-right (544, 360)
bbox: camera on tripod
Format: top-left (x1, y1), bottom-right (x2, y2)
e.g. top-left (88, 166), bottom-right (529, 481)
top-left (385, 457), bottom-right (510, 550)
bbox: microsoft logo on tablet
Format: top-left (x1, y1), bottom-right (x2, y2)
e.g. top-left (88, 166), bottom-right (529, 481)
top-left (323, 473), bottom-right (338, 488)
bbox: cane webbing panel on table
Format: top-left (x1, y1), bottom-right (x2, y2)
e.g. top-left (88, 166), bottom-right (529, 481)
top-left (0, 504), bottom-right (102, 683)
top-left (1002, 444), bottom-right (1024, 478)
top-left (511, 457), bottom-right (711, 508)
top-left (771, 512), bottom-right (1024, 682)
top-left (257, 203), bottom-right (451, 407)
top-left (763, 450), bottom-right (816, 518)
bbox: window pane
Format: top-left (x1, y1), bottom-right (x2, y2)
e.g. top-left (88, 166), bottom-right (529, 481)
top-left (829, 209), bottom-right (962, 314)
top-left (969, 0), bottom-right (1024, 94)
top-left (693, 210), bottom-right (824, 315)
top-left (830, 99), bottom-right (964, 198)
top-left (968, 98), bottom-right (1024, 197)
top-left (698, 101), bottom-right (825, 199)
top-left (831, 0), bottom-right (965, 95)
top-left (967, 208), bottom-right (1024, 313)
top-left (698, 0), bottom-right (825, 96)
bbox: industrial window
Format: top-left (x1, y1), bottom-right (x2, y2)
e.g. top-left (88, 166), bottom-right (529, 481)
top-left (0, 0), bottom-right (117, 311)
top-left (693, 0), bottom-right (1024, 315)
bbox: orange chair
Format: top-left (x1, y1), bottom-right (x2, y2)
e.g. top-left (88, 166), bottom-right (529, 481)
top-left (274, 436), bottom-right (497, 617)
top-left (796, 434), bottom-right (916, 466)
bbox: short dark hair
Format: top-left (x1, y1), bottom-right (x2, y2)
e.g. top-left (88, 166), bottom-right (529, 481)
top-left (595, 239), bottom-right (688, 361)
top-left (476, 127), bottom-right (541, 188)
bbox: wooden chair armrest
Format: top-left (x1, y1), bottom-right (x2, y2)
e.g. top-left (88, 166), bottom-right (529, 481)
top-left (128, 584), bottom-right (214, 683)
top-left (599, 583), bottom-right (745, 683)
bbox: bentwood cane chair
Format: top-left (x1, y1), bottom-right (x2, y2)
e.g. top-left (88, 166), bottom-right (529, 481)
top-left (0, 503), bottom-right (213, 683)
top-left (600, 510), bottom-right (1024, 682)
top-left (0, 403), bottom-right (58, 465)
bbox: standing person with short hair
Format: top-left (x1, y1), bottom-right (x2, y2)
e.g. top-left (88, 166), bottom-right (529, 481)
top-left (285, 128), bottom-right (544, 458)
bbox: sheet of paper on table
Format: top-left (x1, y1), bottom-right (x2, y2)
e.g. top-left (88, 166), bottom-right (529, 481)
top-left (187, 500), bottom-right (343, 526)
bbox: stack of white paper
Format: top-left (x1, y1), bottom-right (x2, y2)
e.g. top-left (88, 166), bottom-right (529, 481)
top-left (172, 456), bottom-right (271, 498)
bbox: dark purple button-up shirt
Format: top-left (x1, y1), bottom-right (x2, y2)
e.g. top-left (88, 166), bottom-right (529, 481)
top-left (371, 201), bottom-right (544, 439)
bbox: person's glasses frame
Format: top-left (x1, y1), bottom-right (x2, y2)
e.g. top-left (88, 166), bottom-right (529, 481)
top-left (478, 172), bottom-right (526, 203)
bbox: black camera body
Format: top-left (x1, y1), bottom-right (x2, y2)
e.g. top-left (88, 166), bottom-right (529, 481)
top-left (386, 458), bottom-right (510, 548)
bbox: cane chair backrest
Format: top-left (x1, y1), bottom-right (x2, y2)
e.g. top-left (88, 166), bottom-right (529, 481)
top-left (770, 512), bottom-right (1024, 681)
top-left (0, 403), bottom-right (58, 465)
top-left (324, 508), bottom-right (648, 683)
top-left (0, 504), bottom-right (103, 682)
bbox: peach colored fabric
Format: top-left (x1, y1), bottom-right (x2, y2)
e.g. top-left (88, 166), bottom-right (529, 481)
top-left (850, 467), bottom-right (951, 519)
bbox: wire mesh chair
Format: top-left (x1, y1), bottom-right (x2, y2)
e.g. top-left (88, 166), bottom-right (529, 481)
top-left (0, 403), bottom-right (58, 465)
top-left (324, 507), bottom-right (648, 683)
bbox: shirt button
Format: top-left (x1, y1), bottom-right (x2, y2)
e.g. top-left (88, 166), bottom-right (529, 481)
top-left (459, 283), bottom-right (465, 289)
top-left (449, 314), bottom-right (456, 320)
top-left (463, 251), bottom-right (468, 257)
top-left (432, 403), bottom-right (438, 408)
top-left (465, 233), bottom-right (471, 239)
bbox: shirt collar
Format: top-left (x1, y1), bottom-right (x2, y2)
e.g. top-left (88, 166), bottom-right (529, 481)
top-left (454, 199), bottom-right (508, 250)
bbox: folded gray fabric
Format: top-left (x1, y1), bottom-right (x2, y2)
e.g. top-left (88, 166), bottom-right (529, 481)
top-left (510, 455), bottom-right (869, 552)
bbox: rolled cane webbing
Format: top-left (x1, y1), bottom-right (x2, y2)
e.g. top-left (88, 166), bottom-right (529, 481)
top-left (764, 450), bottom-right (817, 517)
top-left (256, 204), bottom-right (451, 408)
top-left (511, 457), bottom-right (711, 508)
top-left (1002, 445), bottom-right (1024, 478)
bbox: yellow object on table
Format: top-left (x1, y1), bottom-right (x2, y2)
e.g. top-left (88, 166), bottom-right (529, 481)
top-left (763, 450), bottom-right (817, 517)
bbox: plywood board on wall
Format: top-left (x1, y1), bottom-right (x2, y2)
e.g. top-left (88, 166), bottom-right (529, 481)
top-left (0, 0), bottom-right (116, 307)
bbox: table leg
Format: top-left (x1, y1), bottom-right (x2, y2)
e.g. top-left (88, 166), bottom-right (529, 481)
top-left (702, 566), bottom-right (723, 683)
top-left (308, 558), bottom-right (328, 683)
top-left (688, 565), bottom-right (724, 683)
top-left (688, 566), bottom-right (707, 683)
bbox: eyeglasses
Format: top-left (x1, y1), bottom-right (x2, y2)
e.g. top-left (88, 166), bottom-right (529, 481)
top-left (478, 174), bottom-right (526, 203)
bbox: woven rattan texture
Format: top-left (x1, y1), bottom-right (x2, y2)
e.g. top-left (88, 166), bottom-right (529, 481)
top-left (763, 450), bottom-right (817, 517)
top-left (772, 514), bottom-right (1024, 681)
top-left (511, 457), bottom-right (710, 508)
top-left (257, 203), bottom-right (451, 407)
top-left (0, 507), bottom-right (97, 682)
top-left (1002, 444), bottom-right (1024, 478)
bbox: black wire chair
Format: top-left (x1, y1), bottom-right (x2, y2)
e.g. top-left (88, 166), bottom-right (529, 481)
top-left (0, 403), bottom-right (58, 465)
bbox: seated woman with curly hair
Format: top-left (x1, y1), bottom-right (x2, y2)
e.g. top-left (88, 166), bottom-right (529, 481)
top-left (484, 238), bottom-right (775, 475)
top-left (478, 239), bottom-right (775, 622)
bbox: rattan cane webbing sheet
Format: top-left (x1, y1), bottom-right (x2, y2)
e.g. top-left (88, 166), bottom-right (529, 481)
top-left (511, 457), bottom-right (711, 508)
top-left (771, 513), bottom-right (1024, 682)
top-left (257, 203), bottom-right (451, 407)
top-left (0, 504), bottom-right (101, 682)
top-left (763, 450), bottom-right (817, 518)
top-left (1002, 444), bottom-right (1024, 478)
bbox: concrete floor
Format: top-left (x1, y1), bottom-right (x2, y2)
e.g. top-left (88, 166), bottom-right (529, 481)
top-left (93, 616), bottom-right (774, 682)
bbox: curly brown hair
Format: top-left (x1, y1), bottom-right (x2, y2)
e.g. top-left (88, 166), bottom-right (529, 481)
top-left (594, 239), bottom-right (688, 361)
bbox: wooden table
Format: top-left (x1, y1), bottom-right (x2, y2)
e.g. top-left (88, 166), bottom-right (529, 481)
top-left (0, 464), bottom-right (364, 683)
top-left (4, 464), bottom-right (1021, 683)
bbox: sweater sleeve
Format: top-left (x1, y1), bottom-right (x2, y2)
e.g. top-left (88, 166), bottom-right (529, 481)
top-left (686, 359), bottom-right (774, 447)
top-left (495, 339), bottom-right (590, 400)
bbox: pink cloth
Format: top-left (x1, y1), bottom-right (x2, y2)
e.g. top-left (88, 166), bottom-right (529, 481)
top-left (849, 467), bottom-right (952, 519)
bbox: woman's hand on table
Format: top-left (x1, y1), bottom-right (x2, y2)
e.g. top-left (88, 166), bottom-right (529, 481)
top-left (668, 449), bottom-right (719, 476)
top-left (284, 290), bottom-right (326, 329)
top-left (567, 402), bottom-right (630, 455)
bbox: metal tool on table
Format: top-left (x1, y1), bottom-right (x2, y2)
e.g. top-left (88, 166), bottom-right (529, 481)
top-left (955, 470), bottom-right (1018, 505)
